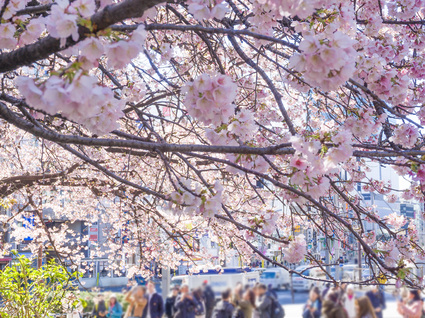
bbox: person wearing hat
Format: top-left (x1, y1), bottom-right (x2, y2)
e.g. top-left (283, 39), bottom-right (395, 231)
top-left (93, 293), bottom-right (107, 318)
top-left (107, 293), bottom-right (123, 318)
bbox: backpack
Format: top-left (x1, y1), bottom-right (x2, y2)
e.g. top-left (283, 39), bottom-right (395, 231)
top-left (213, 302), bottom-right (234, 318)
top-left (194, 299), bottom-right (205, 316)
top-left (270, 296), bottom-right (285, 318)
top-left (232, 307), bottom-right (244, 318)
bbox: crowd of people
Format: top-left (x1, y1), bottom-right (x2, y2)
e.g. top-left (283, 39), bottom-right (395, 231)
top-left (303, 282), bottom-right (425, 318)
top-left (164, 281), bottom-right (284, 318)
top-left (92, 281), bottom-right (164, 318)
top-left (302, 283), bottom-right (386, 318)
top-left (91, 281), bottom-right (284, 318)
top-left (90, 279), bottom-right (425, 318)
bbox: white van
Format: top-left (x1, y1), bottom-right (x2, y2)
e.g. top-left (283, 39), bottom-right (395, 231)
top-left (291, 265), bottom-right (322, 291)
top-left (171, 268), bottom-right (259, 297)
top-left (292, 265), bottom-right (351, 291)
top-left (260, 268), bottom-right (290, 290)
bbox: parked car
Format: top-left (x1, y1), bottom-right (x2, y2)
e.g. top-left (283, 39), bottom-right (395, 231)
top-left (292, 265), bottom-right (351, 292)
top-left (171, 268), bottom-right (259, 298)
top-left (343, 264), bottom-right (371, 281)
top-left (291, 265), bottom-right (323, 292)
top-left (260, 268), bottom-right (290, 290)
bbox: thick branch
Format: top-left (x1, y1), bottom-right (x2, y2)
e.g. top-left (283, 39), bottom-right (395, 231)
top-left (0, 163), bottom-right (80, 198)
top-left (0, 0), bottom-right (167, 73)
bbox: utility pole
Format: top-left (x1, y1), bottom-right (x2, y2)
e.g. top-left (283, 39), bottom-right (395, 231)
top-left (161, 266), bottom-right (170, 297)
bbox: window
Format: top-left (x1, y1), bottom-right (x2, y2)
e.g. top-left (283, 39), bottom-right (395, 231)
top-left (261, 272), bottom-right (276, 279)
top-left (98, 261), bottom-right (110, 277)
top-left (81, 261), bottom-right (94, 278)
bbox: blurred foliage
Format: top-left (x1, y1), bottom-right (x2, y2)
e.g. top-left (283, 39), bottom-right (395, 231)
top-left (0, 253), bottom-right (81, 317)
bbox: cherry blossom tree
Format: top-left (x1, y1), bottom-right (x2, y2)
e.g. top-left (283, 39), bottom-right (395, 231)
top-left (0, 0), bottom-right (425, 287)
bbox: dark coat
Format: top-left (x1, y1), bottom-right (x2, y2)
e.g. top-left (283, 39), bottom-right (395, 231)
top-left (203, 285), bottom-right (216, 311)
top-left (212, 300), bottom-right (234, 318)
top-left (165, 295), bottom-right (177, 318)
top-left (255, 294), bottom-right (272, 318)
top-left (92, 300), bottom-right (107, 318)
top-left (142, 293), bottom-right (164, 318)
top-left (366, 290), bottom-right (385, 318)
top-left (174, 295), bottom-right (197, 318)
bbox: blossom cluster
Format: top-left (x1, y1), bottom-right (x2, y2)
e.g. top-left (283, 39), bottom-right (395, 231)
top-left (183, 73), bottom-right (238, 126)
top-left (187, 0), bottom-right (228, 20)
top-left (16, 73), bottom-right (125, 135)
top-left (358, 64), bottom-right (409, 106)
top-left (386, 212), bottom-right (407, 230)
top-left (289, 31), bottom-right (357, 91)
top-left (255, 0), bottom-right (334, 19)
top-left (288, 134), bottom-right (354, 199)
top-left (168, 180), bottom-right (223, 218)
top-left (389, 124), bottom-right (419, 148)
top-left (282, 234), bottom-right (307, 263)
top-left (387, 0), bottom-right (425, 20)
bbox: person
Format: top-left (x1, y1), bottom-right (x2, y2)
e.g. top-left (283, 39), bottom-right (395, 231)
top-left (144, 281), bottom-right (164, 318)
top-left (343, 285), bottom-right (356, 318)
top-left (174, 285), bottom-right (197, 318)
top-left (266, 285), bottom-right (277, 300)
top-left (366, 285), bottom-right (385, 318)
top-left (303, 287), bottom-right (321, 318)
top-left (212, 289), bottom-right (234, 318)
top-left (166, 287), bottom-right (180, 318)
top-left (232, 283), bottom-right (244, 305)
top-left (397, 289), bottom-right (423, 318)
top-left (321, 288), bottom-right (348, 318)
top-left (125, 286), bottom-right (148, 318)
top-left (254, 284), bottom-right (272, 318)
top-left (202, 281), bottom-right (216, 318)
top-left (252, 285), bottom-right (260, 318)
top-left (322, 283), bottom-right (331, 299)
top-left (356, 296), bottom-right (376, 318)
top-left (107, 294), bottom-right (123, 318)
top-left (93, 293), bottom-right (107, 318)
top-left (193, 287), bottom-right (206, 318)
top-left (236, 289), bottom-right (255, 318)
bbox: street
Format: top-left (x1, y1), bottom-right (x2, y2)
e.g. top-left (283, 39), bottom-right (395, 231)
top-left (275, 290), bottom-right (402, 318)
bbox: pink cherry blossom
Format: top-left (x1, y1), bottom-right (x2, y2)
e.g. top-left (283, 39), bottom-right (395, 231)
top-left (19, 19), bottom-right (45, 46)
top-left (70, 0), bottom-right (96, 17)
top-left (0, 23), bottom-right (17, 49)
top-left (290, 156), bottom-right (308, 170)
top-left (289, 31), bottom-right (357, 91)
top-left (106, 41), bottom-right (139, 69)
top-left (386, 213), bottom-right (407, 230)
top-left (80, 37), bottom-right (104, 62)
top-left (46, 5), bottom-right (79, 47)
top-left (282, 235), bottom-right (307, 263)
top-left (390, 124), bottom-right (419, 148)
top-left (183, 73), bottom-right (237, 126)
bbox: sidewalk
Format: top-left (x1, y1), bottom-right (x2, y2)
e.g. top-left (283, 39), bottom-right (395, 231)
top-left (283, 301), bottom-right (402, 318)
top-left (283, 301), bottom-right (401, 317)
top-left (283, 290), bottom-right (401, 318)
